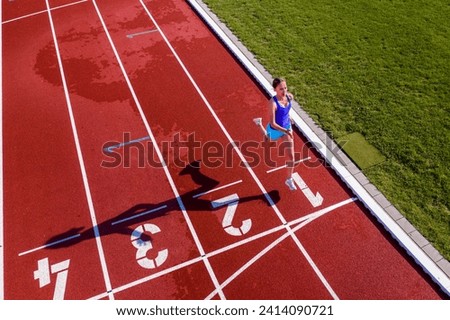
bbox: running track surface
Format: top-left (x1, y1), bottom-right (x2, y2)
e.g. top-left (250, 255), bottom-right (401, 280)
top-left (1, 0), bottom-right (447, 300)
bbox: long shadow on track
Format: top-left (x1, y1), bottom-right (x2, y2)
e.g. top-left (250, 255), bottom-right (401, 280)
top-left (45, 160), bottom-right (280, 248)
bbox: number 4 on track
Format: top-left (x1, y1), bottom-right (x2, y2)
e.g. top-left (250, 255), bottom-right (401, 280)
top-left (292, 172), bottom-right (324, 207)
top-left (34, 257), bottom-right (70, 300)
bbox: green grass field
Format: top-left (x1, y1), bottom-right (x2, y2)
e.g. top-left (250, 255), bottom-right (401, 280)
top-left (202, 0), bottom-right (450, 260)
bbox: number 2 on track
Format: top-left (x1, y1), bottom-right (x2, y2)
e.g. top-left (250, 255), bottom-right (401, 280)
top-left (211, 193), bottom-right (252, 236)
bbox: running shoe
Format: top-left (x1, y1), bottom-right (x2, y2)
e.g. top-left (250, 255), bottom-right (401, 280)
top-left (285, 178), bottom-right (297, 191)
top-left (253, 117), bottom-right (262, 126)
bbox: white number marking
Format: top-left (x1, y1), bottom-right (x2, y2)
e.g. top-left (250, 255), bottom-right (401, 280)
top-left (211, 194), bottom-right (252, 236)
top-left (292, 172), bottom-right (324, 207)
top-left (34, 257), bottom-right (70, 300)
top-left (131, 224), bottom-right (168, 269)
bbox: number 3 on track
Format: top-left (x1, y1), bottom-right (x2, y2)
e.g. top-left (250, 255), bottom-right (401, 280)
top-left (211, 193), bottom-right (252, 236)
top-left (131, 224), bottom-right (168, 269)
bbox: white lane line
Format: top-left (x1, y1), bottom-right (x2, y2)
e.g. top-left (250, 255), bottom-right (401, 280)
top-left (3, 0), bottom-right (88, 24)
top-left (192, 180), bottom-right (242, 198)
top-left (266, 157), bottom-right (311, 174)
top-left (203, 199), bottom-right (357, 263)
top-left (0, 6), bottom-right (3, 298)
top-left (126, 29), bottom-right (158, 38)
top-left (204, 197), bottom-right (357, 299)
top-left (45, 0), bottom-right (114, 300)
top-left (287, 198), bottom-right (356, 228)
top-left (186, 0), bottom-right (450, 296)
top-left (111, 205), bottom-right (168, 226)
top-left (91, 0), bottom-right (225, 300)
top-left (88, 198), bottom-right (355, 299)
top-left (138, 0), bottom-right (285, 224)
top-left (205, 229), bottom-right (292, 300)
top-left (140, 0), bottom-right (338, 300)
top-left (90, 255), bottom-right (204, 299)
top-left (103, 136), bottom-right (151, 153)
top-left (18, 234), bottom-right (81, 257)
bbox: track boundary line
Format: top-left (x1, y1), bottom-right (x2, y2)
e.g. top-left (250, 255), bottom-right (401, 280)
top-left (140, 0), bottom-right (338, 300)
top-left (90, 0), bottom-right (226, 300)
top-left (45, 0), bottom-right (114, 300)
top-left (0, 0), bottom-right (4, 300)
top-left (2, 0), bottom-right (88, 25)
top-left (186, 0), bottom-right (450, 296)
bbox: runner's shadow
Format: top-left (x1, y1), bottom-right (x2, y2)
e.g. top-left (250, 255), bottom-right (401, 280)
top-left (45, 160), bottom-right (280, 249)
top-left (179, 160), bottom-right (280, 211)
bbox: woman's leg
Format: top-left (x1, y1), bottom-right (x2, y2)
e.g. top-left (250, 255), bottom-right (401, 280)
top-left (282, 134), bottom-right (296, 190)
top-left (253, 118), bottom-right (268, 139)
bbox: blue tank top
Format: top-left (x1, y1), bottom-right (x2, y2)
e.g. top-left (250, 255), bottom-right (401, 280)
top-left (273, 96), bottom-right (292, 128)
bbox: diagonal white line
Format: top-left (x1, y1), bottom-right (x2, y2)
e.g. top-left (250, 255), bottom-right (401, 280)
top-left (45, 0), bottom-right (114, 300)
top-left (192, 180), bottom-right (242, 198)
top-left (91, 0), bottom-right (225, 300)
top-left (205, 197), bottom-right (357, 299)
top-left (111, 205), bottom-right (168, 225)
top-left (2, 0), bottom-right (88, 25)
top-left (18, 234), bottom-right (81, 256)
top-left (126, 28), bottom-right (158, 38)
top-left (266, 157), bottom-right (311, 173)
top-left (287, 198), bottom-right (357, 229)
top-left (103, 136), bottom-right (151, 153)
top-left (89, 255), bottom-right (204, 299)
top-left (86, 198), bottom-right (355, 300)
top-left (186, 0), bottom-right (450, 297)
top-left (137, 0), bottom-right (286, 223)
top-left (205, 231), bottom-right (292, 300)
top-left (139, 0), bottom-right (338, 300)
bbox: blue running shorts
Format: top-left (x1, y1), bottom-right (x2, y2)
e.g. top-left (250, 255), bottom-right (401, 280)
top-left (266, 123), bottom-right (291, 141)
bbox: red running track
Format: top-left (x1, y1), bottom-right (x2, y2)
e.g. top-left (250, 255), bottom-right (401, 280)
top-left (1, 0), bottom-right (446, 299)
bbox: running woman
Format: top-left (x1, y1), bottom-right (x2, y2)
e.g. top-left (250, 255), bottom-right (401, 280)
top-left (254, 78), bottom-right (297, 190)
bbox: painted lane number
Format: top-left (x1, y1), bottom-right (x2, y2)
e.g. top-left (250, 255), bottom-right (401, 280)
top-left (211, 193), bottom-right (252, 236)
top-left (34, 257), bottom-right (70, 300)
top-left (131, 223), bottom-right (168, 269)
top-left (292, 172), bottom-right (323, 207)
